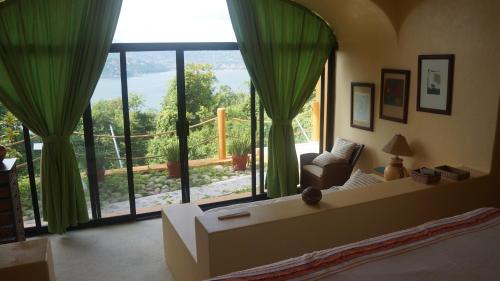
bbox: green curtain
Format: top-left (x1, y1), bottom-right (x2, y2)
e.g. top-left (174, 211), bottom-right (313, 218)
top-left (0, 0), bottom-right (122, 233)
top-left (227, 0), bottom-right (336, 197)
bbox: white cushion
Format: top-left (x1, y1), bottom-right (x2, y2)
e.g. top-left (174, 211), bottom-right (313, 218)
top-left (311, 152), bottom-right (343, 167)
top-left (303, 164), bottom-right (323, 177)
top-left (331, 138), bottom-right (356, 162)
top-left (333, 169), bottom-right (382, 191)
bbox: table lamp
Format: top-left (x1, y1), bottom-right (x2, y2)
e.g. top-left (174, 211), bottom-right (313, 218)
top-left (382, 134), bottom-right (412, 181)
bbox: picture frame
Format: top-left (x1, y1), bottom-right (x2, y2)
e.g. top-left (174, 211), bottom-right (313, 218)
top-left (351, 82), bottom-right (374, 131)
top-left (380, 69), bottom-right (410, 123)
top-left (417, 54), bottom-right (455, 115)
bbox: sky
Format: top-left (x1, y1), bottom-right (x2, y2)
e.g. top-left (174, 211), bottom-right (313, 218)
top-left (113, 0), bottom-right (237, 43)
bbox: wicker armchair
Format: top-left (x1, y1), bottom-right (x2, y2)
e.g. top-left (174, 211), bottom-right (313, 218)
top-left (300, 143), bottom-right (364, 190)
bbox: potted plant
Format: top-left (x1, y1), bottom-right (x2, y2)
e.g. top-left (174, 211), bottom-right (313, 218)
top-left (229, 138), bottom-right (251, 171)
top-left (164, 141), bottom-right (180, 178)
top-left (95, 149), bottom-right (106, 183)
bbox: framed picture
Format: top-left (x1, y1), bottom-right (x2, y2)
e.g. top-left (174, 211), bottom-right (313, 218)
top-left (417, 54), bottom-right (455, 115)
top-left (380, 69), bottom-right (410, 123)
top-left (351, 82), bottom-right (374, 131)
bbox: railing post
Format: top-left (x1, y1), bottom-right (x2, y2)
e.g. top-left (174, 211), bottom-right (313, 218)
top-left (217, 108), bottom-right (226, 159)
top-left (312, 100), bottom-right (320, 141)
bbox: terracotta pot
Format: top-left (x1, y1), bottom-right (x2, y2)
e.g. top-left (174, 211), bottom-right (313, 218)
top-left (0, 146), bottom-right (6, 162)
top-left (232, 154), bottom-right (248, 171)
top-left (167, 161), bottom-right (181, 178)
top-left (96, 168), bottom-right (106, 183)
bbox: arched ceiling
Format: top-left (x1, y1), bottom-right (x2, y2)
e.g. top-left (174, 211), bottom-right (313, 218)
top-left (294, 0), bottom-right (425, 46)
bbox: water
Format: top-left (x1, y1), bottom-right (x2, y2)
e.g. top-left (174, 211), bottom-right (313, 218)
top-left (93, 69), bottom-right (250, 110)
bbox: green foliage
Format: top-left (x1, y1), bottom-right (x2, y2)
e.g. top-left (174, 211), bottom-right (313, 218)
top-left (17, 176), bottom-right (34, 219)
top-left (94, 147), bottom-right (106, 169)
top-left (157, 63), bottom-right (217, 132)
top-left (148, 63), bottom-right (252, 161)
top-left (0, 111), bottom-right (23, 159)
top-left (293, 95), bottom-right (314, 143)
top-left (229, 138), bottom-right (251, 156)
top-left (187, 124), bottom-right (218, 159)
top-left (163, 140), bottom-right (180, 163)
top-left (91, 93), bottom-right (156, 167)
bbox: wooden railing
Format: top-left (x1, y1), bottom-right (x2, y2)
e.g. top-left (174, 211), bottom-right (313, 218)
top-left (7, 102), bottom-right (320, 170)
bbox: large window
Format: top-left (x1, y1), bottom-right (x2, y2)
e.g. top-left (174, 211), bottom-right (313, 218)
top-left (6, 0), bottom-right (333, 235)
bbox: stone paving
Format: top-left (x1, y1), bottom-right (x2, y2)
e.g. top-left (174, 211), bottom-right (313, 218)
top-left (96, 141), bottom-right (320, 215)
top-left (100, 173), bottom-right (257, 214)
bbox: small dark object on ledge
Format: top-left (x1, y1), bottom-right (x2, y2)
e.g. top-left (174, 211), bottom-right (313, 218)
top-left (411, 167), bottom-right (441, 184)
top-left (302, 186), bottom-right (322, 205)
top-left (218, 211), bottom-right (250, 220)
top-left (434, 165), bottom-right (470, 181)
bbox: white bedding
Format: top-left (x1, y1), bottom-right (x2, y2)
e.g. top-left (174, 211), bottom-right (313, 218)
top-left (208, 207), bottom-right (500, 281)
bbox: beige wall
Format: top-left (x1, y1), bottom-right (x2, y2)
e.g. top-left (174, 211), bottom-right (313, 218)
top-left (297, 0), bottom-right (500, 173)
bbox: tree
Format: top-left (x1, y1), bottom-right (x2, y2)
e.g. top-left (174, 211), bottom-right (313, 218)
top-left (156, 64), bottom-right (217, 133)
top-left (0, 101), bottom-right (24, 161)
top-left (149, 63), bottom-right (242, 161)
top-left (88, 93), bottom-right (156, 167)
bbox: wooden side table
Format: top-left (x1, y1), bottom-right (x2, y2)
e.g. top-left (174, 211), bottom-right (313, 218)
top-left (0, 158), bottom-right (24, 244)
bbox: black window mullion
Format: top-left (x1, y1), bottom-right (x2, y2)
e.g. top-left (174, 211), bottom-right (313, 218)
top-left (250, 83), bottom-right (257, 198)
top-left (176, 50), bottom-right (190, 203)
top-left (22, 125), bottom-right (41, 228)
top-left (325, 49), bottom-right (336, 151)
top-left (119, 51), bottom-right (136, 216)
top-left (259, 98), bottom-right (265, 194)
top-left (319, 68), bottom-right (325, 153)
top-left (82, 105), bottom-right (101, 219)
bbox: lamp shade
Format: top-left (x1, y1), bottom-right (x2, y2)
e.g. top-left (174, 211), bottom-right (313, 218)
top-left (382, 134), bottom-right (412, 156)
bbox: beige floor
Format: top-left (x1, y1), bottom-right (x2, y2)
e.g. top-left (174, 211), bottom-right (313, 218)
top-left (46, 219), bottom-right (175, 281)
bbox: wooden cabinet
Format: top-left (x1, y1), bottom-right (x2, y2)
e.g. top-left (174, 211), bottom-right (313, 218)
top-left (0, 158), bottom-right (25, 244)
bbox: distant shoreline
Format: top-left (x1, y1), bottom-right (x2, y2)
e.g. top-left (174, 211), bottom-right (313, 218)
top-left (93, 69), bottom-right (251, 110)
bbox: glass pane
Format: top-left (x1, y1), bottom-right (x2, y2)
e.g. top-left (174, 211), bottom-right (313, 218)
top-left (28, 133), bottom-right (44, 226)
top-left (113, 0), bottom-right (236, 43)
top-left (257, 98), bottom-right (268, 195)
top-left (125, 51), bottom-right (182, 214)
top-left (71, 119), bottom-right (92, 219)
top-left (184, 50), bottom-right (253, 204)
top-left (293, 81), bottom-right (321, 156)
top-left (91, 53), bottom-right (131, 218)
top-left (0, 106), bottom-right (36, 227)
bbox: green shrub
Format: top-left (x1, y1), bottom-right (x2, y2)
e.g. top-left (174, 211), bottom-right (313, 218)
top-left (229, 138), bottom-right (251, 156)
top-left (163, 141), bottom-right (180, 163)
top-left (18, 175), bottom-right (33, 220)
top-left (95, 149), bottom-right (106, 169)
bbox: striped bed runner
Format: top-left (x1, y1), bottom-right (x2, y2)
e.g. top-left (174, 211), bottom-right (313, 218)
top-left (208, 207), bottom-right (500, 281)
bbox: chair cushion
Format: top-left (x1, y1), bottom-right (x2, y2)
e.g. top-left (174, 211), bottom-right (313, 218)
top-left (331, 138), bottom-right (356, 162)
top-left (303, 164), bottom-right (323, 177)
top-left (333, 169), bottom-right (382, 191)
top-left (311, 152), bottom-right (343, 167)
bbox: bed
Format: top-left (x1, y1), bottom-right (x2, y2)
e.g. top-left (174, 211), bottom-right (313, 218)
top-left (208, 207), bottom-right (500, 281)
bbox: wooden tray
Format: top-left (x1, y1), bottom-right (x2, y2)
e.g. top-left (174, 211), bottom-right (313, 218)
top-left (411, 167), bottom-right (441, 184)
top-left (434, 165), bottom-right (470, 181)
